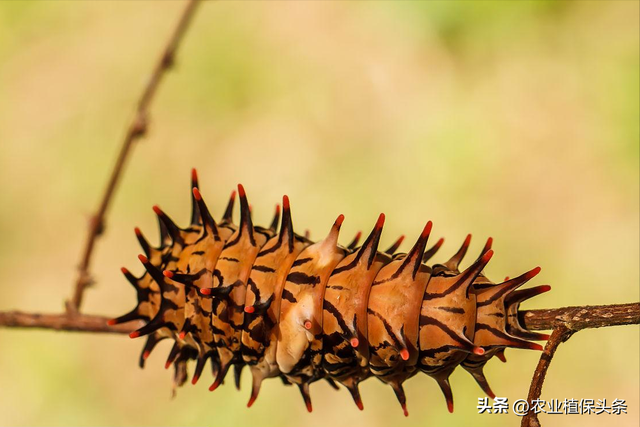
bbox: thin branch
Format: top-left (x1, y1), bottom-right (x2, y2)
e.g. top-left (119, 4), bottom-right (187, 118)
top-left (67, 0), bottom-right (201, 314)
top-left (520, 325), bottom-right (575, 427)
top-left (518, 302), bottom-right (640, 427)
top-left (0, 311), bottom-right (143, 334)
top-left (1, 301), bottom-right (637, 427)
top-left (520, 302), bottom-right (640, 331)
top-left (1, 302), bottom-right (637, 335)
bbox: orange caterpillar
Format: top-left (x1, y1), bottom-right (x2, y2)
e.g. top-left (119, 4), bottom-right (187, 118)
top-left (110, 170), bottom-right (550, 416)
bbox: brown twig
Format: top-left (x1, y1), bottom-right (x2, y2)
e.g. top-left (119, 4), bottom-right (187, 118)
top-left (1, 302), bottom-right (637, 427)
top-left (67, 0), bottom-right (201, 314)
top-left (520, 302), bottom-right (640, 331)
top-left (518, 302), bottom-right (640, 427)
top-left (520, 325), bottom-right (575, 427)
top-left (0, 311), bottom-right (143, 334)
top-left (1, 302), bottom-right (637, 335)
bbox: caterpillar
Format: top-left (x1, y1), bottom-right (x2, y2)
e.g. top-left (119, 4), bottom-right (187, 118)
top-left (109, 169), bottom-right (551, 416)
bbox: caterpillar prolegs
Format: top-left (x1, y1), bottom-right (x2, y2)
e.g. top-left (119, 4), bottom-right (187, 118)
top-left (110, 169), bottom-right (551, 416)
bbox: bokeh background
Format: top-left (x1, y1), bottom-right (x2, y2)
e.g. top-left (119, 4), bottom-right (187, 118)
top-left (0, 1), bottom-right (637, 426)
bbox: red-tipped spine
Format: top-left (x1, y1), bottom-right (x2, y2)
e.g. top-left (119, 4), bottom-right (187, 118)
top-left (237, 184), bottom-right (254, 235)
top-left (462, 234), bottom-right (472, 248)
top-left (481, 249), bottom-right (494, 264)
top-left (401, 221), bottom-right (432, 279)
top-left (191, 168), bottom-right (198, 186)
top-left (481, 237), bottom-right (493, 254)
top-left (401, 402), bottom-right (409, 417)
top-left (222, 190), bottom-right (236, 223)
top-left (247, 394), bottom-right (258, 408)
top-left (423, 237), bottom-right (444, 262)
top-left (269, 203), bottom-right (281, 231)
top-left (209, 374), bottom-right (224, 392)
top-left (347, 231), bottom-right (362, 250)
top-left (422, 221), bottom-right (433, 238)
top-left (354, 397), bottom-right (364, 411)
top-left (279, 195), bottom-right (295, 251)
top-left (385, 234), bottom-right (405, 254)
top-left (192, 187), bottom-right (202, 201)
top-left (524, 266), bottom-right (542, 280)
top-left (446, 233), bottom-right (472, 270)
top-left (193, 187), bottom-right (219, 237)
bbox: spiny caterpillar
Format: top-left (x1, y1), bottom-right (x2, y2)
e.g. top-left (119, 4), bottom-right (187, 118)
top-left (110, 169), bottom-right (551, 416)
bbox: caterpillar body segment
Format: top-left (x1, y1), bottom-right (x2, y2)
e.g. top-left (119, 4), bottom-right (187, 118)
top-left (201, 185), bottom-right (277, 391)
top-left (321, 213), bottom-right (389, 410)
top-left (112, 169), bottom-right (550, 416)
top-left (417, 248), bottom-right (493, 413)
top-left (276, 214), bottom-right (348, 388)
top-left (365, 222), bottom-right (435, 416)
top-left (240, 195), bottom-right (313, 407)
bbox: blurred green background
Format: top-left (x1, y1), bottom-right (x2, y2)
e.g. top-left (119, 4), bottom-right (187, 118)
top-left (0, 1), bottom-right (637, 426)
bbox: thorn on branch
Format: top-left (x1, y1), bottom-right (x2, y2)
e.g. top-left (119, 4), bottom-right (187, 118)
top-left (90, 214), bottom-right (105, 237)
top-left (131, 113), bottom-right (149, 139)
top-left (161, 52), bottom-right (175, 69)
